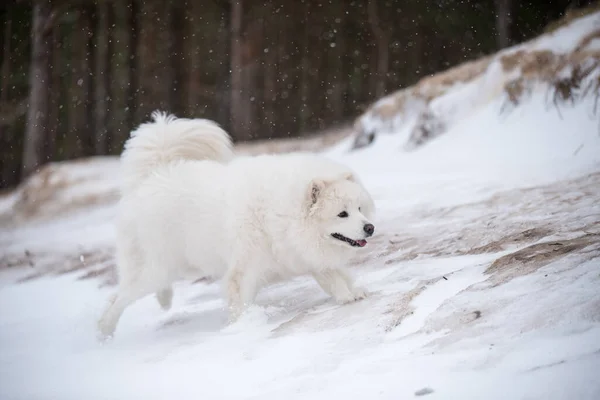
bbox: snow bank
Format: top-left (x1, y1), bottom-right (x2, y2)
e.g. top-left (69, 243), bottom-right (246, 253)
top-left (352, 10), bottom-right (600, 160)
top-left (0, 157), bottom-right (120, 225)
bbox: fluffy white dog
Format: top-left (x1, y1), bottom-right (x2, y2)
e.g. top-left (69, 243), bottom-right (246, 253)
top-left (98, 111), bottom-right (376, 337)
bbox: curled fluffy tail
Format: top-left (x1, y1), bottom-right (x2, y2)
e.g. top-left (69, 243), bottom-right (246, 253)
top-left (121, 111), bottom-right (233, 192)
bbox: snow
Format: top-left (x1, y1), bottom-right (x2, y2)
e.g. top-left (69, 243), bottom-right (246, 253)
top-left (334, 90), bottom-right (600, 215)
top-left (0, 192), bottom-right (18, 221)
top-left (354, 11), bottom-right (600, 153)
top-left (525, 12), bottom-right (600, 53)
top-left (2, 15), bottom-right (600, 400)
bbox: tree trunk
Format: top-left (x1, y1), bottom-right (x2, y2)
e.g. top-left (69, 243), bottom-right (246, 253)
top-left (241, 19), bottom-right (260, 139)
top-left (298, 1), bottom-right (310, 132)
top-left (127, 0), bottom-right (139, 135)
top-left (95, 1), bottom-right (113, 155)
top-left (104, 3), bottom-right (113, 152)
top-left (230, 0), bottom-right (244, 140)
top-left (84, 5), bottom-right (96, 156)
top-left (367, 0), bottom-right (389, 99)
top-left (67, 7), bottom-right (93, 158)
top-left (169, 3), bottom-right (185, 115)
top-left (184, 0), bottom-right (200, 116)
top-left (1, 17), bottom-right (13, 187)
top-left (137, 1), bottom-right (163, 121)
top-left (0, 18), bottom-right (11, 126)
top-left (157, 1), bottom-right (174, 112)
top-left (329, 0), bottom-right (346, 122)
top-left (46, 22), bottom-right (60, 161)
top-left (263, 3), bottom-right (276, 138)
top-left (215, 8), bottom-right (231, 129)
top-left (309, 7), bottom-right (326, 130)
top-left (82, 6), bottom-right (96, 156)
top-left (22, 1), bottom-right (52, 178)
top-left (495, 0), bottom-right (512, 49)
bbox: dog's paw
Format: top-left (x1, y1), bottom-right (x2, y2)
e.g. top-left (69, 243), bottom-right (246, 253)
top-left (351, 286), bottom-right (368, 300)
top-left (96, 329), bottom-right (114, 344)
top-left (226, 305), bottom-right (243, 325)
top-left (335, 287), bottom-right (368, 305)
top-left (97, 318), bottom-right (117, 341)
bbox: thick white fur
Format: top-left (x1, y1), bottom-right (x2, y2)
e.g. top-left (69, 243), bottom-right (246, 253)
top-left (98, 111), bottom-right (376, 337)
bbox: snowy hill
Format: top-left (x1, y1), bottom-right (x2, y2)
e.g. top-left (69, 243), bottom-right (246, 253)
top-left (351, 10), bottom-right (600, 154)
top-left (1, 11), bottom-right (600, 400)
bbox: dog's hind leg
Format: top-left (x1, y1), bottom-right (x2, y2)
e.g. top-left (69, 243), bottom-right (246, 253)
top-left (98, 286), bottom-right (145, 338)
top-left (156, 286), bottom-right (173, 311)
top-left (98, 277), bottom-right (162, 338)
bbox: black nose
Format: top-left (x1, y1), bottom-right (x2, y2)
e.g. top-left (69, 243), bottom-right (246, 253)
top-left (363, 223), bottom-right (375, 236)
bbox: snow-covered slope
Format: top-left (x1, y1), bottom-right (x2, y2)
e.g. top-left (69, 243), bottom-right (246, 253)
top-left (352, 10), bottom-right (600, 153)
top-left (1, 12), bottom-right (600, 400)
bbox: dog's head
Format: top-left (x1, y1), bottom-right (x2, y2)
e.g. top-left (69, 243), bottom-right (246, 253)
top-left (306, 172), bottom-right (376, 250)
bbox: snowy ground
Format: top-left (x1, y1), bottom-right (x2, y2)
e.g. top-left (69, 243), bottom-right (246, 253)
top-left (1, 86), bottom-right (599, 400)
top-left (2, 15), bottom-right (600, 398)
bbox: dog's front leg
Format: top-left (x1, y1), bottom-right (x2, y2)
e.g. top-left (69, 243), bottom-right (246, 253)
top-left (312, 268), bottom-right (367, 304)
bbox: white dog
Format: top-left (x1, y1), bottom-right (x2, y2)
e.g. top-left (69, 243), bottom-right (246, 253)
top-left (98, 111), bottom-right (376, 337)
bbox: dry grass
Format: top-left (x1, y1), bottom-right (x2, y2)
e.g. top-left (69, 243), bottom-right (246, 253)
top-left (502, 78), bottom-right (528, 106)
top-left (404, 109), bottom-right (446, 150)
top-left (575, 28), bottom-right (600, 52)
top-left (415, 56), bottom-right (494, 101)
top-left (379, 172), bottom-right (600, 267)
top-left (4, 159), bottom-right (120, 225)
top-left (484, 234), bottom-right (600, 287)
top-left (383, 280), bottom-right (437, 332)
top-left (359, 91), bottom-right (411, 122)
top-left (354, 56), bottom-right (493, 149)
top-left (365, 56), bottom-right (493, 123)
top-left (14, 247), bottom-right (117, 287)
top-left (500, 50), bottom-right (557, 77)
top-left (235, 124), bottom-right (352, 156)
top-left (500, 45), bottom-right (600, 109)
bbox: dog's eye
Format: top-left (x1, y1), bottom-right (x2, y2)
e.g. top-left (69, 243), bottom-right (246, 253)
top-left (359, 207), bottom-right (362, 212)
top-left (337, 211), bottom-right (348, 218)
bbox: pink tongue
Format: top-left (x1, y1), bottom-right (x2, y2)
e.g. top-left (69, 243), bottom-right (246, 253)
top-left (357, 240), bottom-right (367, 247)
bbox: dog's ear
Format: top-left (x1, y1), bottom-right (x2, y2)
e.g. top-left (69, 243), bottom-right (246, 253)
top-left (308, 179), bottom-right (326, 206)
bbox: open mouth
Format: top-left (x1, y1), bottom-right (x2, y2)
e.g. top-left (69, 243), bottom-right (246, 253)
top-left (331, 233), bottom-right (367, 248)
